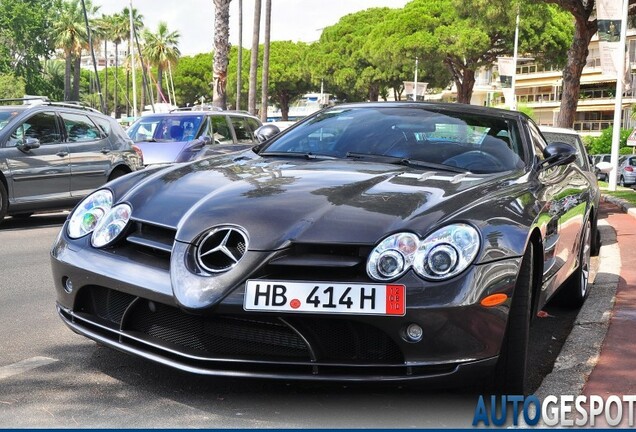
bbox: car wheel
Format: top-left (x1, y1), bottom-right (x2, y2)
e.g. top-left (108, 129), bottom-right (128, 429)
top-left (108, 168), bottom-right (129, 182)
top-left (494, 245), bottom-right (533, 394)
top-left (591, 223), bottom-right (601, 257)
top-left (563, 220), bottom-right (592, 308)
top-left (620, 176), bottom-right (626, 187)
top-left (0, 182), bottom-right (8, 224)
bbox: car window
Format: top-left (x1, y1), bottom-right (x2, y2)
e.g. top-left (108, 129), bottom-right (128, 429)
top-left (61, 112), bottom-right (103, 142)
top-left (263, 107), bottom-right (525, 173)
top-left (528, 122), bottom-right (546, 162)
top-left (8, 111), bottom-right (61, 146)
top-left (127, 115), bottom-right (204, 143)
top-left (0, 110), bottom-right (20, 132)
top-left (245, 117), bottom-right (261, 134)
top-left (230, 116), bottom-right (256, 143)
top-left (209, 115), bottom-right (234, 144)
top-left (92, 116), bottom-right (112, 137)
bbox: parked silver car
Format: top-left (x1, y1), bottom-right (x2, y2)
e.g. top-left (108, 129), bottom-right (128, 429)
top-left (126, 110), bottom-right (262, 166)
top-left (0, 100), bottom-right (142, 224)
top-left (617, 155), bottom-right (636, 187)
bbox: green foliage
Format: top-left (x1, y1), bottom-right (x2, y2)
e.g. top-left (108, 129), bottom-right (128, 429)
top-left (172, 53), bottom-right (214, 106)
top-left (588, 127), bottom-right (633, 155)
top-left (0, 74), bottom-right (26, 98)
top-left (516, 104), bottom-right (535, 121)
top-left (0, 0), bottom-right (60, 94)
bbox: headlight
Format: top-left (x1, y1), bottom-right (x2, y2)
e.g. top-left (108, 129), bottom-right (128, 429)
top-left (67, 189), bottom-right (113, 238)
top-left (366, 224), bottom-right (480, 282)
top-left (413, 224), bottom-right (480, 280)
top-left (91, 203), bottom-right (132, 248)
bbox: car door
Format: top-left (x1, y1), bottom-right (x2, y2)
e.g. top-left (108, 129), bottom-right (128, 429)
top-left (61, 111), bottom-right (112, 197)
top-left (530, 122), bottom-right (586, 292)
top-left (2, 111), bottom-right (71, 203)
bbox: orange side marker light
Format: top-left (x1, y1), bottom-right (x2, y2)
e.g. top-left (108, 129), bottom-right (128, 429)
top-left (480, 293), bottom-right (508, 307)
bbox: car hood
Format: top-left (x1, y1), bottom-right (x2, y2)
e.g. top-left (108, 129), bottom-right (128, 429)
top-left (120, 152), bottom-right (517, 249)
top-left (135, 140), bottom-right (190, 165)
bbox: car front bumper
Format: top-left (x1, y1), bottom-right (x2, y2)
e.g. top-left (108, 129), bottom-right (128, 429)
top-left (51, 223), bottom-right (522, 383)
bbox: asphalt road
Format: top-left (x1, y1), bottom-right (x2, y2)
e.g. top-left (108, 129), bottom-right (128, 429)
top-left (0, 213), bottom-right (582, 428)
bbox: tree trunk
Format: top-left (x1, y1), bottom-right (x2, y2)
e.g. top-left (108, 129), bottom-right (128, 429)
top-left (236, 0), bottom-right (243, 110)
top-left (556, 18), bottom-right (596, 128)
top-left (454, 67), bottom-right (475, 104)
top-left (72, 55), bottom-right (81, 101)
top-left (104, 40), bottom-right (108, 111)
top-left (278, 92), bottom-right (290, 121)
top-left (212, 0), bottom-right (231, 110)
top-left (248, 0), bottom-right (262, 115)
top-left (157, 64), bottom-right (164, 103)
top-left (260, 0), bottom-right (271, 122)
top-left (114, 42), bottom-right (119, 117)
top-left (368, 83), bottom-right (380, 102)
top-left (64, 50), bottom-right (72, 101)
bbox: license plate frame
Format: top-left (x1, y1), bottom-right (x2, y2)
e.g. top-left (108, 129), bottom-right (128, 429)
top-left (244, 280), bottom-right (406, 316)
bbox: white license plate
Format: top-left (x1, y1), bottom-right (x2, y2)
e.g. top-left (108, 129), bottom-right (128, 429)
top-left (244, 280), bottom-right (405, 316)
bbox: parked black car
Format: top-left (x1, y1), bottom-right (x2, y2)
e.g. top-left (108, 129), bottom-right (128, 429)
top-left (51, 102), bottom-right (600, 393)
top-left (0, 100), bottom-right (142, 223)
top-left (126, 110), bottom-right (262, 166)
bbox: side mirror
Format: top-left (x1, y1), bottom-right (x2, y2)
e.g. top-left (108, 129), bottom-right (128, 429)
top-left (254, 124), bottom-right (281, 143)
top-left (596, 161), bottom-right (613, 174)
top-left (539, 142), bottom-right (576, 171)
top-left (18, 137), bottom-right (41, 152)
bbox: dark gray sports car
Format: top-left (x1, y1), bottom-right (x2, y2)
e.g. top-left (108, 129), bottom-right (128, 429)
top-left (51, 102), bottom-right (600, 393)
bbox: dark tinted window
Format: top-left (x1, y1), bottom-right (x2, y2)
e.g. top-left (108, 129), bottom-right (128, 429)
top-left (9, 111), bottom-right (61, 145)
top-left (61, 112), bottom-right (103, 142)
top-left (230, 116), bottom-right (255, 143)
top-left (263, 106), bottom-right (524, 173)
top-left (209, 115), bottom-right (233, 144)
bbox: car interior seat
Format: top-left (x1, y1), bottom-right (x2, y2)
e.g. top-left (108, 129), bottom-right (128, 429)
top-left (170, 125), bottom-right (184, 141)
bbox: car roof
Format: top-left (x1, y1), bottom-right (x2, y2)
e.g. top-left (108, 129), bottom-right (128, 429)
top-left (539, 125), bottom-right (579, 135)
top-left (140, 110), bottom-right (260, 119)
top-left (330, 101), bottom-right (529, 120)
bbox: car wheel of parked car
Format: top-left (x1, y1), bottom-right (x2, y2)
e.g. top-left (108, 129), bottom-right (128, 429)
top-left (591, 223), bottom-right (601, 257)
top-left (620, 176), bottom-right (626, 187)
top-left (563, 220), bottom-right (592, 308)
top-left (494, 245), bottom-right (533, 394)
top-left (0, 182), bottom-right (8, 224)
top-left (108, 168), bottom-right (129, 182)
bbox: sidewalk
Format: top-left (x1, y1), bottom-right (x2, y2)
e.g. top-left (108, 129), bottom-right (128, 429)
top-left (534, 198), bottom-right (636, 427)
top-left (582, 200), bottom-right (636, 426)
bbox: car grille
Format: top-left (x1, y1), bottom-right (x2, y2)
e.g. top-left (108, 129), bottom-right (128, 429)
top-left (66, 285), bottom-right (416, 377)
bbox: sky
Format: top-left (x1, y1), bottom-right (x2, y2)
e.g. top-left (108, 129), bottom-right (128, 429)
top-left (99, 0), bottom-right (410, 56)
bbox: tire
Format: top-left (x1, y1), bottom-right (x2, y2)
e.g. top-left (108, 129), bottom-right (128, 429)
top-left (0, 182), bottom-right (7, 224)
top-left (108, 168), bottom-right (128, 182)
top-left (620, 176), bottom-right (626, 187)
top-left (494, 245), bottom-right (533, 395)
top-left (562, 219), bottom-right (592, 308)
top-left (591, 223), bottom-right (601, 257)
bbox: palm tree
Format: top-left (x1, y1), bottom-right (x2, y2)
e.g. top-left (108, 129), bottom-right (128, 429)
top-left (143, 22), bottom-right (180, 103)
top-left (54, 0), bottom-right (87, 101)
top-left (260, 0), bottom-right (271, 122)
top-left (236, 0), bottom-right (243, 110)
top-left (212, 0), bottom-right (232, 109)
top-left (93, 14), bottom-right (113, 110)
top-left (248, 0), bottom-right (261, 115)
top-left (121, 7), bottom-right (144, 115)
top-left (109, 12), bottom-right (129, 117)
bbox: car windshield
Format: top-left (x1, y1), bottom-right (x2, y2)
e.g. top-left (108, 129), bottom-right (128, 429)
top-left (261, 106), bottom-right (524, 173)
top-left (127, 115), bottom-right (203, 143)
top-left (0, 110), bottom-right (20, 132)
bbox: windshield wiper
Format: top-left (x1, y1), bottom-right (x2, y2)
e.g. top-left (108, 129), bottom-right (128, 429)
top-left (260, 151), bottom-right (337, 160)
top-left (345, 152), bottom-right (470, 173)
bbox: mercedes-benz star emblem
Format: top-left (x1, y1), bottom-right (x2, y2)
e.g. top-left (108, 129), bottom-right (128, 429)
top-left (196, 226), bottom-right (248, 273)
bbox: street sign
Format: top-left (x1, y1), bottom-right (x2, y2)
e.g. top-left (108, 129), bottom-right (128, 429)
top-left (628, 128), bottom-right (636, 146)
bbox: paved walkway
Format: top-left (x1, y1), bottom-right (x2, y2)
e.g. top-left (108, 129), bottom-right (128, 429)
top-left (582, 200), bottom-right (636, 427)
